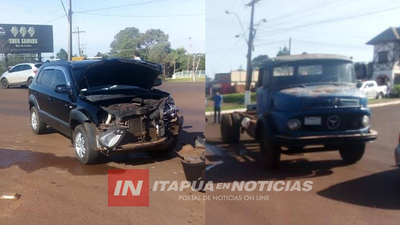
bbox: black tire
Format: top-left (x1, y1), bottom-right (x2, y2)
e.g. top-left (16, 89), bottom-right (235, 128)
top-left (27, 77), bottom-right (33, 87)
top-left (339, 144), bottom-right (365, 164)
top-left (1, 78), bottom-right (9, 89)
top-left (220, 114), bottom-right (240, 143)
top-left (30, 107), bottom-right (46, 134)
top-left (259, 128), bottom-right (281, 169)
top-left (73, 124), bottom-right (100, 165)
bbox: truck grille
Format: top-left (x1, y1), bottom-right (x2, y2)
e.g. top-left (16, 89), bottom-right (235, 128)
top-left (300, 114), bottom-right (363, 132)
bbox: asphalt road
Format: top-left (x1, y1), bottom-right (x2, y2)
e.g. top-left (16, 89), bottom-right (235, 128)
top-left (206, 105), bottom-right (400, 225)
top-left (0, 82), bottom-right (205, 225)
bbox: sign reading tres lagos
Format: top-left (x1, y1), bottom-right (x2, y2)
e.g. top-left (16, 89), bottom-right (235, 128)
top-left (0, 24), bottom-right (53, 53)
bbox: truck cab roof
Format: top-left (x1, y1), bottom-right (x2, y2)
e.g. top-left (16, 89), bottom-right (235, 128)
top-left (262, 54), bottom-right (353, 67)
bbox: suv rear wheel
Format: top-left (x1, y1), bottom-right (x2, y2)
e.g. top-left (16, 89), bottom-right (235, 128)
top-left (73, 124), bottom-right (100, 164)
top-left (1, 78), bottom-right (9, 89)
top-left (30, 107), bottom-right (46, 134)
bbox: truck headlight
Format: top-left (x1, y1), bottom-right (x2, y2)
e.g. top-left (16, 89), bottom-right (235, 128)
top-left (287, 119), bottom-right (301, 131)
top-left (361, 115), bottom-right (370, 128)
top-left (98, 126), bottom-right (126, 149)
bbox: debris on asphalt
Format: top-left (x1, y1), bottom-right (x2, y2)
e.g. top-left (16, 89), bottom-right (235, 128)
top-left (1, 193), bottom-right (21, 200)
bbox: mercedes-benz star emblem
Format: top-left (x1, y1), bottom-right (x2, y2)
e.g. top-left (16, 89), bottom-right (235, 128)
top-left (327, 116), bottom-right (340, 129)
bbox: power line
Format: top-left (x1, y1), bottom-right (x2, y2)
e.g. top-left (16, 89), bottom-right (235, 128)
top-left (74, 0), bottom-right (174, 14)
top-left (257, 4), bottom-right (400, 37)
top-left (80, 12), bottom-right (204, 18)
top-left (43, 15), bottom-right (66, 24)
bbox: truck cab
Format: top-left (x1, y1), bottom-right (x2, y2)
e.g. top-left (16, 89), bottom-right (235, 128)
top-left (221, 54), bottom-right (378, 169)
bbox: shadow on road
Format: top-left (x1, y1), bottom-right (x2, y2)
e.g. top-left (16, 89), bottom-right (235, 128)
top-left (0, 147), bottom-right (122, 175)
top-left (317, 168), bottom-right (400, 209)
top-left (206, 139), bottom-right (348, 182)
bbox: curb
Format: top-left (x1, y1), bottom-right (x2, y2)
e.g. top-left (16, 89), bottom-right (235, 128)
top-left (205, 100), bottom-right (400, 115)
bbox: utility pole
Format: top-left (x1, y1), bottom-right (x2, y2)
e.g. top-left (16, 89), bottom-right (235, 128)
top-left (289, 37), bottom-right (292, 55)
top-left (68, 0), bottom-right (73, 61)
top-left (244, 0), bottom-right (260, 106)
top-left (72, 27), bottom-right (85, 56)
top-left (188, 37), bottom-right (192, 78)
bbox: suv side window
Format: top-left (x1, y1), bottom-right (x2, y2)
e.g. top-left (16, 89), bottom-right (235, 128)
top-left (40, 69), bottom-right (56, 89)
top-left (53, 70), bottom-right (67, 88)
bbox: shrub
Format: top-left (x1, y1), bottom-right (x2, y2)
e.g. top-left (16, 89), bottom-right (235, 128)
top-left (221, 93), bottom-right (256, 103)
top-left (391, 85), bottom-right (400, 97)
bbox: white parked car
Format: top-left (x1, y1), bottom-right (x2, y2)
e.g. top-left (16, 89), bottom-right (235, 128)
top-left (0, 63), bottom-right (42, 88)
top-left (356, 80), bottom-right (388, 99)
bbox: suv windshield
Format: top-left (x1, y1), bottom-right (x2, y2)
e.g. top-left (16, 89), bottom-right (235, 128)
top-left (271, 60), bottom-right (356, 89)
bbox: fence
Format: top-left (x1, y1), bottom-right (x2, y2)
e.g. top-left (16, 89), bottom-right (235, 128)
top-left (172, 70), bottom-right (206, 79)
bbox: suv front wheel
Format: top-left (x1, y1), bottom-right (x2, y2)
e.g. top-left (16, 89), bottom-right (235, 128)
top-left (73, 124), bottom-right (100, 164)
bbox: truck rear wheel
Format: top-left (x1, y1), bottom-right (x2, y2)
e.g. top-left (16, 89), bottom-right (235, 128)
top-left (339, 144), bottom-right (365, 164)
top-left (221, 114), bottom-right (240, 143)
top-left (259, 129), bottom-right (281, 170)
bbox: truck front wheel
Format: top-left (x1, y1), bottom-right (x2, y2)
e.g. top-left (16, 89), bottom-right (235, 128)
top-left (259, 129), bottom-right (281, 170)
top-left (339, 144), bottom-right (365, 164)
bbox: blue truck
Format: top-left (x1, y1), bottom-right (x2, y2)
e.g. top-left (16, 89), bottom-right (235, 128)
top-left (221, 54), bottom-right (378, 169)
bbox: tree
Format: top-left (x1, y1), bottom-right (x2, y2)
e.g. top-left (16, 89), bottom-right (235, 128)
top-left (110, 27), bottom-right (141, 57)
top-left (56, 49), bottom-right (68, 60)
top-left (277, 46), bottom-right (290, 56)
top-left (252, 54), bottom-right (269, 69)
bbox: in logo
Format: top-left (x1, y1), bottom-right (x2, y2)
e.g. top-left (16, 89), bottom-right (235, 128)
top-left (108, 169), bottom-right (149, 207)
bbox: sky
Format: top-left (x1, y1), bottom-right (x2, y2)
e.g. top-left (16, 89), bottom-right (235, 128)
top-left (206, 0), bottom-right (400, 78)
top-left (0, 0), bottom-right (205, 59)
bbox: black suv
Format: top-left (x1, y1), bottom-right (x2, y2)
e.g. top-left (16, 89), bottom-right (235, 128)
top-left (28, 58), bottom-right (181, 164)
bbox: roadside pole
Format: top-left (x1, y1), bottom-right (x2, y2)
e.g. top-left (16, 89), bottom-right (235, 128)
top-left (68, 0), bottom-right (73, 61)
top-left (244, 0), bottom-right (260, 107)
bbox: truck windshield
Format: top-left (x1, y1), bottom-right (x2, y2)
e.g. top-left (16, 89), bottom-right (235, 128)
top-left (271, 60), bottom-right (356, 89)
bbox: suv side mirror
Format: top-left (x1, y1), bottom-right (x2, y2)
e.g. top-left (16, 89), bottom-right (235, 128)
top-left (55, 84), bottom-right (72, 95)
top-left (154, 78), bottom-right (162, 87)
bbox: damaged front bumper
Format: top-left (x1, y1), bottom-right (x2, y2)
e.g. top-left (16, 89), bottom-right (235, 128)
top-left (95, 115), bottom-right (182, 152)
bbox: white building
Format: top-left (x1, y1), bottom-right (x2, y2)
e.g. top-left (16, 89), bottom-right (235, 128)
top-left (367, 27), bottom-right (400, 89)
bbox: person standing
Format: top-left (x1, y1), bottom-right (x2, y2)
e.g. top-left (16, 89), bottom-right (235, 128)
top-left (213, 92), bottom-right (223, 123)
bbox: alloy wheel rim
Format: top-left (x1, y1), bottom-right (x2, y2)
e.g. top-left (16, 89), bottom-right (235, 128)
top-left (31, 111), bottom-right (37, 131)
top-left (75, 132), bottom-right (86, 158)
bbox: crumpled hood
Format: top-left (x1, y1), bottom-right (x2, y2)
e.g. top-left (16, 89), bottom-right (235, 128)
top-left (272, 84), bottom-right (367, 111)
top-left (78, 58), bottom-right (162, 90)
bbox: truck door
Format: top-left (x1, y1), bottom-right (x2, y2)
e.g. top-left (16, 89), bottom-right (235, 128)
top-left (256, 66), bottom-right (270, 116)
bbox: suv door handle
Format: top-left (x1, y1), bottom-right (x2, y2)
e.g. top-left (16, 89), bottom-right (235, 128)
top-left (48, 97), bottom-right (53, 101)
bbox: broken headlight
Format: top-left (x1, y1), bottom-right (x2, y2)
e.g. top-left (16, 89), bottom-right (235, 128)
top-left (98, 126), bottom-right (126, 149)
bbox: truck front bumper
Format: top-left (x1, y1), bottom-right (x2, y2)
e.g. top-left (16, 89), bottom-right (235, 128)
top-left (273, 130), bottom-right (378, 146)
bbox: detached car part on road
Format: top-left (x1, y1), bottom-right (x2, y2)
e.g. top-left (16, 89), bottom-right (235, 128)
top-left (29, 58), bottom-right (181, 164)
top-left (221, 54), bottom-right (378, 169)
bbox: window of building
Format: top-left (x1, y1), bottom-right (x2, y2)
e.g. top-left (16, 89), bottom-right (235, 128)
top-left (378, 51), bottom-right (389, 63)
